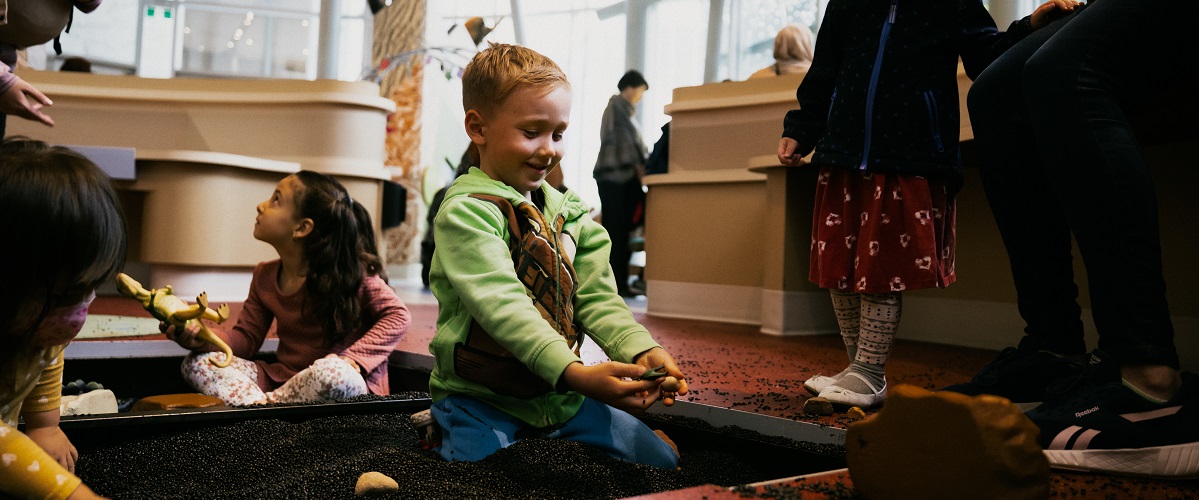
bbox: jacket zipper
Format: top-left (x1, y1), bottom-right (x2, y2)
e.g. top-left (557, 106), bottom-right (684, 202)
top-left (923, 90), bottom-right (945, 152)
top-left (860, 0), bottom-right (897, 170)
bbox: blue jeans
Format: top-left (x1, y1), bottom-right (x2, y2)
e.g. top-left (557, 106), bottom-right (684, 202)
top-left (430, 395), bottom-right (679, 469)
top-left (967, 0), bottom-right (1197, 368)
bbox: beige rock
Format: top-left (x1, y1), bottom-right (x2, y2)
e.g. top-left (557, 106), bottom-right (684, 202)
top-left (60, 389), bottom-right (119, 416)
top-left (355, 471), bottom-right (399, 496)
top-left (846, 384), bottom-right (1049, 500)
top-left (803, 396), bottom-right (834, 416)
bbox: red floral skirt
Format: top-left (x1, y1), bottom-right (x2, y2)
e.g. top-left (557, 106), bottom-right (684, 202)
top-left (809, 167), bottom-right (956, 293)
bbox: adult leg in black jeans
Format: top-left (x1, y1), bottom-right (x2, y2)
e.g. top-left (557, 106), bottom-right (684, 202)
top-left (1020, 0), bottom-right (1197, 408)
top-left (953, 0), bottom-right (1195, 402)
top-left (597, 175), bottom-right (642, 296)
top-left (962, 0), bottom-right (1199, 477)
top-left (944, 12), bottom-right (1088, 403)
top-left (969, 12), bottom-right (1086, 357)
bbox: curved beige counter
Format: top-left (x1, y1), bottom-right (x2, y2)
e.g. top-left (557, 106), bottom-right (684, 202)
top-left (8, 70), bottom-right (396, 178)
top-left (7, 70), bottom-right (397, 301)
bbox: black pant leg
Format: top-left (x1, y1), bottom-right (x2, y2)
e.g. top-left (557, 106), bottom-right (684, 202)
top-left (968, 13), bottom-right (1086, 354)
top-left (1021, 0), bottom-right (1196, 368)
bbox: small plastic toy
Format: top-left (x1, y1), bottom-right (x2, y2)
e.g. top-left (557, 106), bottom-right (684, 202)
top-left (640, 364), bottom-right (668, 380)
top-left (115, 273), bottom-right (234, 367)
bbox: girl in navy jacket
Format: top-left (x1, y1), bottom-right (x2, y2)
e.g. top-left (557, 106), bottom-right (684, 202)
top-left (776, 0), bottom-right (1078, 409)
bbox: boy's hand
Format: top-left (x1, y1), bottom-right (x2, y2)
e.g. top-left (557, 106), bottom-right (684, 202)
top-left (1031, 0), bottom-right (1081, 29)
top-left (562, 361), bottom-right (660, 413)
top-left (777, 138), bottom-right (806, 166)
top-left (23, 415), bottom-right (78, 472)
top-left (634, 347), bottom-right (689, 406)
top-left (161, 321), bottom-right (207, 350)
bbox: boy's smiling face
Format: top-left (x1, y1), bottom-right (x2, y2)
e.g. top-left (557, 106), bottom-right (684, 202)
top-left (466, 84), bottom-right (572, 197)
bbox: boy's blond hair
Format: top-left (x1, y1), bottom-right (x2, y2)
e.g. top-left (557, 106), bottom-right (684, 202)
top-left (462, 43), bottom-right (570, 114)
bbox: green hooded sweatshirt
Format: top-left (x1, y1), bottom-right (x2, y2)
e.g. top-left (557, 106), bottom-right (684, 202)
top-left (428, 168), bottom-right (660, 427)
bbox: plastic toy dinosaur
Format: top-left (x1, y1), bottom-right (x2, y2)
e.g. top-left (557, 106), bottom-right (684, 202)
top-left (115, 273), bottom-right (234, 367)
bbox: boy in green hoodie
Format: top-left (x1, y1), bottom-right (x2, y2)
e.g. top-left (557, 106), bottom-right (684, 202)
top-left (425, 44), bottom-right (687, 469)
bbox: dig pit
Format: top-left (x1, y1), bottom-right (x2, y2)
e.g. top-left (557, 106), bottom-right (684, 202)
top-left (59, 348), bottom-right (848, 498)
top-left (66, 399), bottom-right (843, 498)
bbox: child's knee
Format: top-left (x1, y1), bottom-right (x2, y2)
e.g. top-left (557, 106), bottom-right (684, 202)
top-left (313, 355), bottom-right (361, 379)
top-left (310, 356), bottom-right (368, 400)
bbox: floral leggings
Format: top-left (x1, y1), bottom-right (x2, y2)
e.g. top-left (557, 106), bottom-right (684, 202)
top-left (182, 352), bottom-right (368, 406)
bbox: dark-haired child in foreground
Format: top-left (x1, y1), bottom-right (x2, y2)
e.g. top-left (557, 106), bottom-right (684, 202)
top-left (1, 137), bottom-right (118, 500)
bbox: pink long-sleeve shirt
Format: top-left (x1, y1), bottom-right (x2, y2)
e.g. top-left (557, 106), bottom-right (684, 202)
top-left (217, 260), bottom-right (410, 395)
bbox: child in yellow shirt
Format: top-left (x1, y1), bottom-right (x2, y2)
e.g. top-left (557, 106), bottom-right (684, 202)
top-left (1, 137), bottom-right (125, 500)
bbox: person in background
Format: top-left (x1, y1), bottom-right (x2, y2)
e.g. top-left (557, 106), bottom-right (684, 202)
top-left (0, 137), bottom-right (120, 500)
top-left (945, 0), bottom-right (1199, 478)
top-left (0, 0), bottom-right (103, 135)
top-left (426, 43), bottom-right (687, 468)
top-left (58, 56), bottom-right (91, 73)
top-left (166, 171), bottom-right (410, 406)
top-left (593, 70), bottom-right (649, 297)
top-left (777, 0), bottom-right (1079, 410)
top-left (748, 23), bottom-right (814, 80)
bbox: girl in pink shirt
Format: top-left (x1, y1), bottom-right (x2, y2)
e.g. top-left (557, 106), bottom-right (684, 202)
top-left (167, 171), bottom-right (410, 405)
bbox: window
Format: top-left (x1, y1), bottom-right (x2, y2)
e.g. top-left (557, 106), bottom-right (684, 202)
top-left (46, 0), bottom-right (366, 80)
top-left (715, 0), bottom-right (818, 82)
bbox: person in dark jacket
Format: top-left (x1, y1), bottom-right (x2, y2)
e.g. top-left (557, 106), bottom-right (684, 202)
top-left (775, 0), bottom-right (1078, 410)
top-left (594, 70), bottom-right (649, 297)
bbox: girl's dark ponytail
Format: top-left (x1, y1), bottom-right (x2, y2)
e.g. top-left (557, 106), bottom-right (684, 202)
top-left (351, 199), bottom-right (386, 283)
top-left (292, 171), bottom-right (384, 347)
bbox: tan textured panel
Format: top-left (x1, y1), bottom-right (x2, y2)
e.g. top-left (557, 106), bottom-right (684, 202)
top-left (645, 181), bottom-right (766, 288)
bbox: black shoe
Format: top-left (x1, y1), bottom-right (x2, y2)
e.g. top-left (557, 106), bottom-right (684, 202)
top-left (628, 278), bottom-right (647, 296)
top-left (1027, 352), bottom-right (1199, 478)
top-left (939, 337), bottom-right (1084, 408)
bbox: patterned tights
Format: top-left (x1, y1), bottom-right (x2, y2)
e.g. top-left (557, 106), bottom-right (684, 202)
top-left (182, 352), bottom-right (368, 406)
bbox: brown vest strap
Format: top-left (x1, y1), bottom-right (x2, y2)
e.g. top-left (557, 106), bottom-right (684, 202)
top-left (452, 194), bottom-right (580, 398)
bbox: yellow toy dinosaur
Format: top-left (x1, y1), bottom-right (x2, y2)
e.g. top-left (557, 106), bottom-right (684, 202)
top-left (115, 273), bottom-right (234, 367)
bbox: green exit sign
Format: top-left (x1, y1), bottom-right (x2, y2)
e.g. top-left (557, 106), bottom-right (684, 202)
top-left (146, 7), bottom-right (173, 18)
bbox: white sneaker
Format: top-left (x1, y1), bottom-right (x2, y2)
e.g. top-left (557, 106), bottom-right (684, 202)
top-left (819, 372), bottom-right (887, 409)
top-left (410, 409), bottom-right (439, 443)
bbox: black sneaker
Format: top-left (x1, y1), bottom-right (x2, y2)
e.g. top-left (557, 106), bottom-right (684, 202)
top-left (939, 337), bottom-right (1084, 409)
top-left (1027, 352), bottom-right (1199, 478)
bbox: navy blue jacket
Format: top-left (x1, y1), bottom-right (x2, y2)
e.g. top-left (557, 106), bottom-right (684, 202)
top-left (782, 0), bottom-right (1034, 192)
